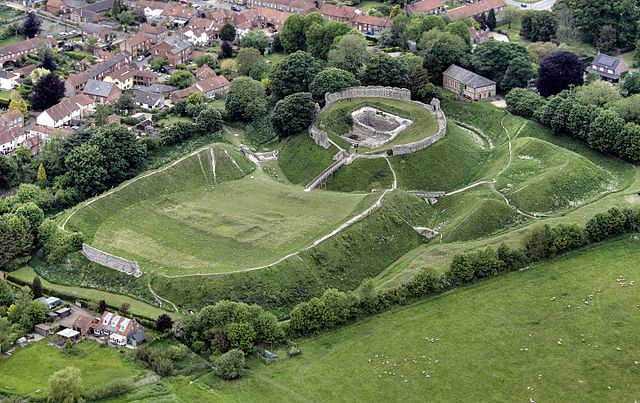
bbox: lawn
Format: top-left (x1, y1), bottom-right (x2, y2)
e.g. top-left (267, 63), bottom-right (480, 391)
top-left (316, 98), bottom-right (439, 152)
top-left (64, 144), bottom-right (367, 276)
top-left (0, 339), bottom-right (149, 399)
top-left (357, 0), bottom-right (384, 12)
top-left (264, 51), bottom-right (286, 64)
top-left (8, 266), bottom-right (173, 319)
top-left (112, 237), bottom-right (640, 402)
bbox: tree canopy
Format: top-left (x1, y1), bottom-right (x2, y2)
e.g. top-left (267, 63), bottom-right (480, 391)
top-left (269, 51), bottom-right (322, 99)
top-left (272, 92), bottom-right (317, 136)
top-left (536, 51), bottom-right (584, 97)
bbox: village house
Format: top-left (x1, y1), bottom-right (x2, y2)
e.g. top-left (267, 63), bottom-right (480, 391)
top-left (245, 0), bottom-right (316, 14)
top-left (406, 0), bottom-right (445, 15)
top-left (104, 68), bottom-right (136, 90)
top-left (134, 89), bottom-right (165, 109)
top-left (65, 53), bottom-right (131, 97)
top-left (0, 71), bottom-right (20, 90)
top-left (586, 54), bottom-right (630, 83)
top-left (81, 22), bottom-right (113, 43)
top-left (195, 75), bottom-right (230, 99)
top-left (443, 64), bottom-right (496, 101)
top-left (123, 32), bottom-right (153, 57)
top-left (196, 64), bottom-right (216, 81)
top-left (69, 0), bottom-right (115, 23)
top-left (133, 83), bottom-right (177, 97)
top-left (36, 94), bottom-right (95, 127)
top-left (72, 314), bottom-right (95, 337)
top-left (139, 24), bottom-right (169, 44)
top-left (137, 0), bottom-right (195, 25)
top-left (82, 79), bottom-right (122, 104)
top-left (319, 3), bottom-right (356, 23)
top-left (446, 0), bottom-right (507, 21)
top-left (92, 310), bottom-right (146, 347)
top-left (0, 109), bottom-right (26, 155)
top-left (0, 38), bottom-right (56, 67)
top-left (46, 0), bottom-right (87, 15)
top-left (318, 4), bottom-right (390, 34)
top-left (29, 124), bottom-right (73, 142)
top-left (151, 36), bottom-right (192, 67)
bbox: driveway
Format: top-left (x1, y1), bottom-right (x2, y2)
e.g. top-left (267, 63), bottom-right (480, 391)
top-left (506, 0), bottom-right (556, 11)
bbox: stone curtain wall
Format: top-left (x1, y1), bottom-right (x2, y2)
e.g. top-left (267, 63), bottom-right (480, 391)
top-left (389, 99), bottom-right (447, 156)
top-left (82, 244), bottom-right (143, 278)
top-left (324, 86), bottom-right (411, 104)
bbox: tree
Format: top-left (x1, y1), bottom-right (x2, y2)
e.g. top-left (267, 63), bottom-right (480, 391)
top-left (279, 14), bottom-right (306, 53)
top-left (486, 8), bottom-right (497, 31)
top-left (269, 51), bottom-right (322, 99)
top-left (187, 92), bottom-right (205, 106)
top-left (527, 42), bottom-right (559, 64)
top-left (8, 97), bottom-right (28, 120)
top-left (240, 30), bottom-right (269, 54)
top-left (380, 13), bottom-right (409, 48)
top-left (506, 88), bottom-right (546, 119)
top-left (536, 51), bottom-right (584, 97)
top-left (306, 21), bottom-right (351, 60)
top-left (362, 52), bottom-right (410, 87)
top-left (94, 104), bottom-right (112, 126)
top-left (220, 41), bottom-right (233, 58)
top-left (40, 48), bottom-right (57, 71)
top-left (574, 80), bottom-right (621, 107)
top-left (213, 349), bottom-right (245, 380)
top-left (97, 300), bottom-right (107, 313)
top-left (309, 68), bottom-right (360, 103)
top-left (20, 301), bottom-right (47, 330)
top-left (117, 11), bottom-right (134, 26)
top-left (195, 54), bottom-right (217, 69)
top-left (0, 317), bottom-right (16, 354)
top-left (634, 39), bottom-right (640, 68)
top-left (64, 144), bottom-right (108, 195)
top-left (47, 367), bottom-right (83, 403)
top-left (119, 303), bottom-right (130, 315)
top-left (327, 33), bottom-right (370, 75)
top-left (471, 41), bottom-right (530, 90)
top-left (0, 155), bottom-right (19, 190)
top-left (596, 25), bottom-right (617, 53)
top-left (236, 48), bottom-right (263, 77)
top-left (220, 24), bottom-right (236, 42)
top-left (612, 94), bottom-right (640, 124)
top-left (155, 314), bottom-right (173, 333)
top-left (421, 30), bottom-right (468, 84)
top-left (88, 124), bottom-right (146, 186)
top-left (501, 56), bottom-right (534, 91)
top-left (225, 77), bottom-right (268, 121)
top-left (149, 57), bottom-right (167, 72)
top-left (112, 0), bottom-right (122, 16)
top-left (22, 12), bottom-right (41, 38)
top-left (113, 92), bottom-right (134, 115)
top-left (30, 73), bottom-right (64, 111)
top-left (502, 7), bottom-right (520, 29)
top-left (31, 276), bottom-right (43, 299)
top-left (445, 21), bottom-right (471, 49)
top-left (519, 11), bottom-right (557, 42)
top-left (272, 92), bottom-right (316, 137)
top-left (167, 70), bottom-right (195, 89)
top-left (1, 216), bottom-right (33, 270)
top-left (195, 107), bottom-right (223, 134)
top-left (404, 14), bottom-right (446, 42)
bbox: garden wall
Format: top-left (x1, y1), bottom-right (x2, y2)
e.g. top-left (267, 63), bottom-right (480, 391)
top-left (82, 244), bottom-right (143, 278)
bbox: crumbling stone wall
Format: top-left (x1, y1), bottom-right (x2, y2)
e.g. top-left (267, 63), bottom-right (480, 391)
top-left (324, 86), bottom-right (411, 104)
top-left (82, 244), bottom-right (142, 278)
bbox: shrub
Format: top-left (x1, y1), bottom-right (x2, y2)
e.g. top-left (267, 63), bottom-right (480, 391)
top-left (585, 207), bottom-right (628, 242)
top-left (524, 225), bottom-right (553, 262)
top-left (446, 254), bottom-right (474, 285)
top-left (506, 88), bottom-right (546, 119)
top-left (85, 379), bottom-right (134, 401)
top-left (402, 267), bottom-right (445, 298)
top-left (213, 349), bottom-right (245, 380)
top-left (287, 345), bottom-right (301, 357)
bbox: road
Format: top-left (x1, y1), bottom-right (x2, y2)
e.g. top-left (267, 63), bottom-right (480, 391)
top-left (506, 0), bottom-right (556, 11)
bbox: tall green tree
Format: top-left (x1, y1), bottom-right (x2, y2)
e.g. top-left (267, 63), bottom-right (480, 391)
top-left (236, 48), bottom-right (263, 77)
top-left (220, 24), bottom-right (236, 42)
top-left (272, 92), bottom-right (317, 137)
top-left (362, 53), bottom-right (410, 87)
top-left (309, 68), bottom-right (360, 102)
top-left (501, 56), bottom-right (534, 91)
top-left (471, 41), bottom-right (530, 89)
top-left (240, 30), bottom-right (269, 54)
top-left (64, 144), bottom-right (108, 196)
top-left (306, 21), bottom-right (351, 60)
top-left (327, 33), bottom-right (370, 75)
top-left (225, 77), bottom-right (268, 121)
top-left (421, 31), bottom-right (469, 84)
top-left (280, 14), bottom-right (306, 53)
top-left (269, 51), bottom-right (322, 99)
top-left (32, 276), bottom-right (43, 299)
top-left (487, 8), bottom-right (497, 30)
top-left (536, 51), bottom-right (583, 96)
top-left (47, 367), bottom-right (83, 403)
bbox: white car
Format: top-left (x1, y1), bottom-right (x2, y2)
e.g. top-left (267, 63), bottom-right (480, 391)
top-left (137, 55), bottom-right (145, 62)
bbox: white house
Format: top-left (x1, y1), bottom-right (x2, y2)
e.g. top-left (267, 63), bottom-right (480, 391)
top-left (36, 94), bottom-right (95, 128)
top-left (0, 108), bottom-right (26, 155)
top-left (0, 71), bottom-right (20, 90)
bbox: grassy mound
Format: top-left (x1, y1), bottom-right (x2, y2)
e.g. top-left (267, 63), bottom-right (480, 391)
top-left (391, 123), bottom-right (491, 191)
top-left (278, 133), bottom-right (336, 185)
top-left (64, 143), bottom-right (367, 276)
top-left (496, 137), bottom-right (619, 215)
top-left (164, 237), bottom-right (640, 402)
top-left (326, 158), bottom-right (393, 192)
top-left (316, 97), bottom-right (438, 151)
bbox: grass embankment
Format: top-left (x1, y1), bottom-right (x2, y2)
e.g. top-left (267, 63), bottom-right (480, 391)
top-left (64, 143), bottom-right (366, 276)
top-left (278, 133), bottom-right (337, 185)
top-left (326, 158), bottom-right (393, 192)
top-left (113, 237), bottom-right (640, 402)
top-left (316, 98), bottom-right (438, 152)
top-left (0, 339), bottom-right (149, 399)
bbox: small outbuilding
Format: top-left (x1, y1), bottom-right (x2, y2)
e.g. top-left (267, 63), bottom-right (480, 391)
top-left (57, 328), bottom-right (81, 344)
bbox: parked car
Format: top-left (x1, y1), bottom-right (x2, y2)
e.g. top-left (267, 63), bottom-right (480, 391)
top-left (231, 5), bottom-right (241, 11)
top-left (137, 55), bottom-right (145, 62)
top-left (520, 3), bottom-right (527, 7)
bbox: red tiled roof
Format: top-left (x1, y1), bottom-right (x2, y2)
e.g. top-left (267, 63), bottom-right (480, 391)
top-left (407, 0), bottom-right (444, 13)
top-left (196, 64), bottom-right (216, 80)
top-left (446, 0), bottom-right (506, 20)
top-left (195, 76), bottom-right (229, 93)
top-left (353, 14), bottom-right (391, 28)
top-left (319, 3), bottom-right (356, 20)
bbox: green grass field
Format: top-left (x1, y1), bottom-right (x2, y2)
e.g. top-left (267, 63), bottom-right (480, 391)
top-left (111, 237), bottom-right (640, 402)
top-left (316, 98), bottom-right (438, 152)
top-left (64, 144), bottom-right (367, 276)
top-left (278, 133), bottom-right (337, 185)
top-left (0, 339), bottom-right (149, 399)
top-left (325, 157), bottom-right (393, 192)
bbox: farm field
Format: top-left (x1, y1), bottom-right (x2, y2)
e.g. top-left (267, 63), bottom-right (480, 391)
top-left (111, 237), bottom-right (640, 402)
top-left (316, 97), bottom-right (438, 152)
top-left (63, 143), bottom-right (368, 276)
top-left (0, 339), bottom-right (149, 398)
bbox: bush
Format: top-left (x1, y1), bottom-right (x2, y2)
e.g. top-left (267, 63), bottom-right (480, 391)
top-left (213, 349), bottom-right (245, 380)
top-left (287, 345), bottom-right (301, 357)
top-left (402, 267), bottom-right (445, 298)
top-left (585, 207), bottom-right (629, 242)
top-left (506, 88), bottom-right (546, 119)
top-left (85, 379), bottom-right (134, 401)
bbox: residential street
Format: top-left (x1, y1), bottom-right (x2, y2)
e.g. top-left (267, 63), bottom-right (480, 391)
top-left (506, 0), bottom-right (556, 11)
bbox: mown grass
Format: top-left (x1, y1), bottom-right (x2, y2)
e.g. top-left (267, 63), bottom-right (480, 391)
top-left (65, 144), bottom-right (366, 276)
top-left (391, 122), bottom-right (491, 191)
top-left (278, 133), bottom-right (337, 185)
top-left (113, 237), bottom-right (640, 402)
top-left (316, 98), bottom-right (438, 152)
top-left (0, 339), bottom-right (148, 399)
top-left (325, 158), bottom-right (393, 192)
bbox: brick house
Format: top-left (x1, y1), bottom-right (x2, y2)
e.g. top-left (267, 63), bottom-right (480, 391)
top-left (91, 311), bottom-right (146, 347)
top-left (36, 94), bottom-right (95, 127)
top-left (150, 36), bottom-right (192, 67)
top-left (123, 32), bottom-right (152, 57)
top-left (139, 23), bottom-right (169, 44)
top-left (245, 0), bottom-right (316, 14)
top-left (406, 0), bottom-right (445, 15)
top-left (446, 0), bottom-right (507, 21)
top-left (443, 64), bottom-right (496, 101)
top-left (0, 38), bottom-right (56, 67)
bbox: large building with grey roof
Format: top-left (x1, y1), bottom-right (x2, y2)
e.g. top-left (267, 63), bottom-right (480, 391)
top-left (443, 64), bottom-right (496, 101)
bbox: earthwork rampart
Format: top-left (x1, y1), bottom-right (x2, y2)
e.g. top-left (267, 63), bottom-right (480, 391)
top-left (82, 244), bottom-right (143, 277)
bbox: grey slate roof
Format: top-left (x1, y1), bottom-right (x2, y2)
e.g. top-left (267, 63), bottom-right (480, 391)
top-left (134, 89), bottom-right (163, 107)
top-left (89, 54), bottom-right (126, 78)
top-left (133, 83), bottom-right (177, 94)
top-left (83, 79), bottom-right (114, 97)
top-left (592, 54), bottom-right (621, 70)
top-left (443, 64), bottom-right (495, 88)
top-left (165, 36), bottom-right (191, 54)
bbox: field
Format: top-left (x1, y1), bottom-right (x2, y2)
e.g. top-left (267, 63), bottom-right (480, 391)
top-left (63, 144), bottom-right (368, 276)
top-left (0, 339), bottom-right (149, 399)
top-left (316, 97), bottom-right (438, 152)
top-left (110, 237), bottom-right (640, 402)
